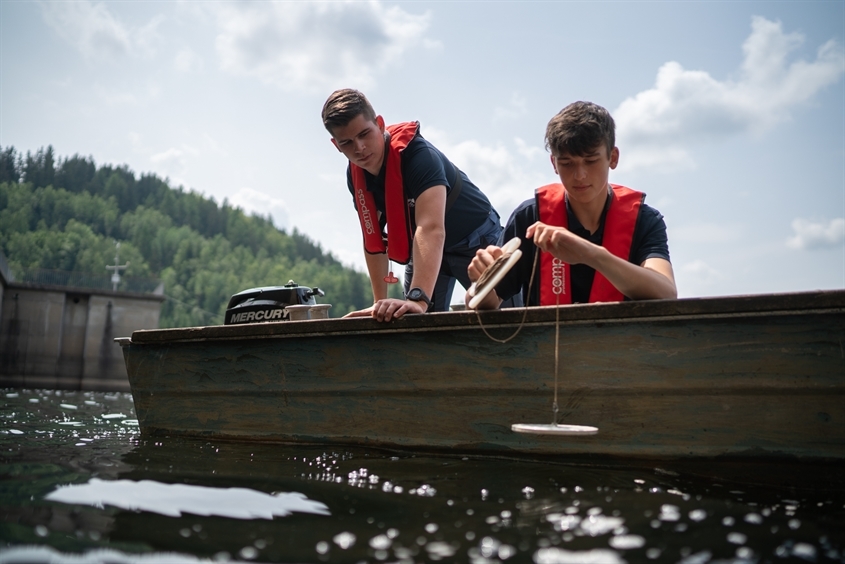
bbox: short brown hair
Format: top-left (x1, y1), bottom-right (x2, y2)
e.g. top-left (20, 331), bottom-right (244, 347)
top-left (321, 89), bottom-right (377, 133)
top-left (545, 101), bottom-right (615, 157)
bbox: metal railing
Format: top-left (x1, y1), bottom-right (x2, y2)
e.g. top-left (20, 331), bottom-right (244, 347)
top-left (0, 250), bottom-right (14, 283)
top-left (13, 268), bottom-right (162, 294)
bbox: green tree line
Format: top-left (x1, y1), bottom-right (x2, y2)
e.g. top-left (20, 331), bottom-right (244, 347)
top-left (0, 145), bottom-right (379, 327)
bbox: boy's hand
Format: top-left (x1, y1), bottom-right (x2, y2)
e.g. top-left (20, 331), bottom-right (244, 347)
top-left (466, 245), bottom-right (507, 310)
top-left (527, 222), bottom-right (594, 266)
top-left (468, 245), bottom-right (505, 283)
top-left (343, 306), bottom-right (376, 318)
top-left (343, 299), bottom-right (428, 321)
top-left (371, 298), bottom-right (427, 322)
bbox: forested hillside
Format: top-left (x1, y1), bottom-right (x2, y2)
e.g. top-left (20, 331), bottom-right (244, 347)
top-left (0, 146), bottom-right (379, 326)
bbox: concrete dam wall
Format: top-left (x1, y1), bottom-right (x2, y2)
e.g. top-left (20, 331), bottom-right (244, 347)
top-left (0, 282), bottom-right (163, 391)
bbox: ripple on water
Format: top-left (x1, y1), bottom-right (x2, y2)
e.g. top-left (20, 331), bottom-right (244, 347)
top-left (534, 547), bottom-right (624, 564)
top-left (609, 534), bottom-right (646, 550)
top-left (45, 478), bottom-right (329, 519)
top-left (1, 389), bottom-right (843, 563)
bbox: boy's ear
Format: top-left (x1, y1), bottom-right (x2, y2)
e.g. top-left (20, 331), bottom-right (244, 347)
top-left (609, 147), bottom-right (619, 169)
top-left (550, 154), bottom-right (558, 174)
top-left (376, 115), bottom-right (385, 132)
top-left (330, 138), bottom-right (340, 151)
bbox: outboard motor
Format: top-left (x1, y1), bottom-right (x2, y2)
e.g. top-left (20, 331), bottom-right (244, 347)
top-left (224, 280), bottom-right (325, 325)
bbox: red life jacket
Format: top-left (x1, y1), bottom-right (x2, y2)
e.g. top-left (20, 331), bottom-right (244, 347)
top-left (350, 121), bottom-right (419, 265)
top-left (536, 183), bottom-right (643, 305)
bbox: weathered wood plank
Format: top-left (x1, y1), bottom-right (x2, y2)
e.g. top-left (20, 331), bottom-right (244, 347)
top-left (122, 291), bottom-right (845, 461)
top-left (126, 290), bottom-right (845, 343)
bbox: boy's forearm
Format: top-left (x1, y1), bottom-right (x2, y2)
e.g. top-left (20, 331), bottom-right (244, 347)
top-left (365, 251), bottom-right (390, 301)
top-left (407, 185), bottom-right (448, 298)
top-left (409, 223), bottom-right (445, 296)
top-left (587, 248), bottom-right (677, 300)
top-left (466, 287), bottom-right (503, 310)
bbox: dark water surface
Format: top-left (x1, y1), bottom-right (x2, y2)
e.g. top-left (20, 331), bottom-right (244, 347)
top-left (1, 389), bottom-right (843, 563)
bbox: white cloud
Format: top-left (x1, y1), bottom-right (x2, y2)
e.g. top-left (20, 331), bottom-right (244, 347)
top-left (211, 1), bottom-right (431, 92)
top-left (134, 15), bottom-right (165, 59)
top-left (150, 147), bottom-right (186, 168)
top-left (678, 259), bottom-right (727, 294)
top-left (494, 92), bottom-right (529, 121)
top-left (787, 218), bottom-right (845, 250)
top-left (95, 87), bottom-right (138, 107)
top-left (149, 145), bottom-right (198, 188)
top-left (40, 1), bottom-right (163, 61)
top-left (670, 221), bottom-right (743, 245)
top-left (615, 16), bottom-right (845, 172)
top-left (514, 137), bottom-right (545, 161)
top-left (229, 187), bottom-right (291, 230)
top-left (174, 49), bottom-right (204, 73)
top-left (422, 127), bottom-right (551, 220)
top-left (95, 83), bottom-right (161, 107)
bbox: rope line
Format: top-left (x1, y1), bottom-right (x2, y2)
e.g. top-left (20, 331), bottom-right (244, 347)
top-left (472, 246), bottom-right (565, 426)
top-left (473, 245), bottom-right (539, 344)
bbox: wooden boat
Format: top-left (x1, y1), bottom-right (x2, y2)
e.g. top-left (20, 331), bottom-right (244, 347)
top-left (118, 290), bottom-right (845, 462)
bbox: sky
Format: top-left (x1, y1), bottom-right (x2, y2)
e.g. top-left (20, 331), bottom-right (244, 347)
top-left (1, 0), bottom-right (843, 303)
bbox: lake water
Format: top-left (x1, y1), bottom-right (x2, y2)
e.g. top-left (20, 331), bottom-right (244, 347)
top-left (1, 388), bottom-right (843, 563)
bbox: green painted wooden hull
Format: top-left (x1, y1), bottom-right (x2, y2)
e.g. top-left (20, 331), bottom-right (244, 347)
top-left (120, 290), bottom-right (845, 461)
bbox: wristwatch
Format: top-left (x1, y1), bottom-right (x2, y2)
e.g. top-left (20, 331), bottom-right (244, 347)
top-left (405, 287), bottom-right (432, 309)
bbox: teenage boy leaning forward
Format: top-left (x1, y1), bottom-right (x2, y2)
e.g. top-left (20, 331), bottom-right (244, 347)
top-left (467, 101), bottom-right (677, 309)
top-left (322, 88), bottom-right (504, 321)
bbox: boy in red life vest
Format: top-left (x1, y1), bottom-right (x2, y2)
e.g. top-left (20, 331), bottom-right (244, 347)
top-left (322, 88), bottom-right (505, 321)
top-left (467, 101), bottom-right (677, 309)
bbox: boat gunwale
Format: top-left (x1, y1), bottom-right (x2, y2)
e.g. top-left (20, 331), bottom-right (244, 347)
top-left (122, 289), bottom-right (845, 345)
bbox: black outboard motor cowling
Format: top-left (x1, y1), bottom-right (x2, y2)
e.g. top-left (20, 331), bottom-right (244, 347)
top-left (224, 280), bottom-right (325, 325)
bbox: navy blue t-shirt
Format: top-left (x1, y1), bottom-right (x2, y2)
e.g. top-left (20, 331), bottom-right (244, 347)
top-left (495, 188), bottom-right (670, 305)
top-left (346, 131), bottom-right (493, 249)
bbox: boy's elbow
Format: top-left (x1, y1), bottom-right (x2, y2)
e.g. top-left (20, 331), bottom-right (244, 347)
top-left (416, 222), bottom-right (446, 242)
top-left (661, 285), bottom-right (678, 300)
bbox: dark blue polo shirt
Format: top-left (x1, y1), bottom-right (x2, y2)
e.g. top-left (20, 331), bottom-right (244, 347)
top-left (494, 189), bottom-right (671, 305)
top-left (346, 131), bottom-right (493, 249)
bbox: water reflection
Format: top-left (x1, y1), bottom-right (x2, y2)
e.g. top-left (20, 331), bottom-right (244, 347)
top-left (0, 545), bottom-right (250, 563)
top-left (46, 478), bottom-right (330, 519)
top-left (2, 389), bottom-right (844, 563)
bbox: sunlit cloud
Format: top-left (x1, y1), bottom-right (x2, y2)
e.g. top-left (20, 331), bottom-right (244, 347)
top-left (514, 137), bottom-right (546, 161)
top-left (40, 1), bottom-right (163, 61)
top-left (134, 15), bottom-right (165, 59)
top-left (229, 187), bottom-right (291, 230)
top-left (149, 145), bottom-right (198, 189)
top-left (174, 49), bottom-right (204, 73)
top-left (787, 218), bottom-right (845, 250)
top-left (677, 259), bottom-right (727, 297)
top-left (615, 16), bottom-right (845, 172)
top-left (150, 147), bottom-right (186, 169)
top-left (669, 221), bottom-right (743, 244)
top-left (422, 127), bottom-right (550, 221)
top-left (95, 83), bottom-right (161, 107)
top-left (211, 1), bottom-right (432, 92)
top-left (494, 92), bottom-right (529, 121)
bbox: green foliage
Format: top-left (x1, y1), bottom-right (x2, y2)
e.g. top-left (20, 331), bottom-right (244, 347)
top-left (0, 147), bottom-right (20, 184)
top-left (0, 146), bottom-right (373, 327)
top-left (21, 147), bottom-right (55, 189)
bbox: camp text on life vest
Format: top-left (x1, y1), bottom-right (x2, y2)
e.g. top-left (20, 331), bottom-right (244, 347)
top-left (350, 121), bottom-right (419, 265)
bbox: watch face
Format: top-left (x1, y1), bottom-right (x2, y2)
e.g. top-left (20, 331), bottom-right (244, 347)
top-left (407, 288), bottom-right (429, 304)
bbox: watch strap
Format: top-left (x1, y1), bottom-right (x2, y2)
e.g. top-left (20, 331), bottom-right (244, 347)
top-left (406, 287), bottom-right (432, 308)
